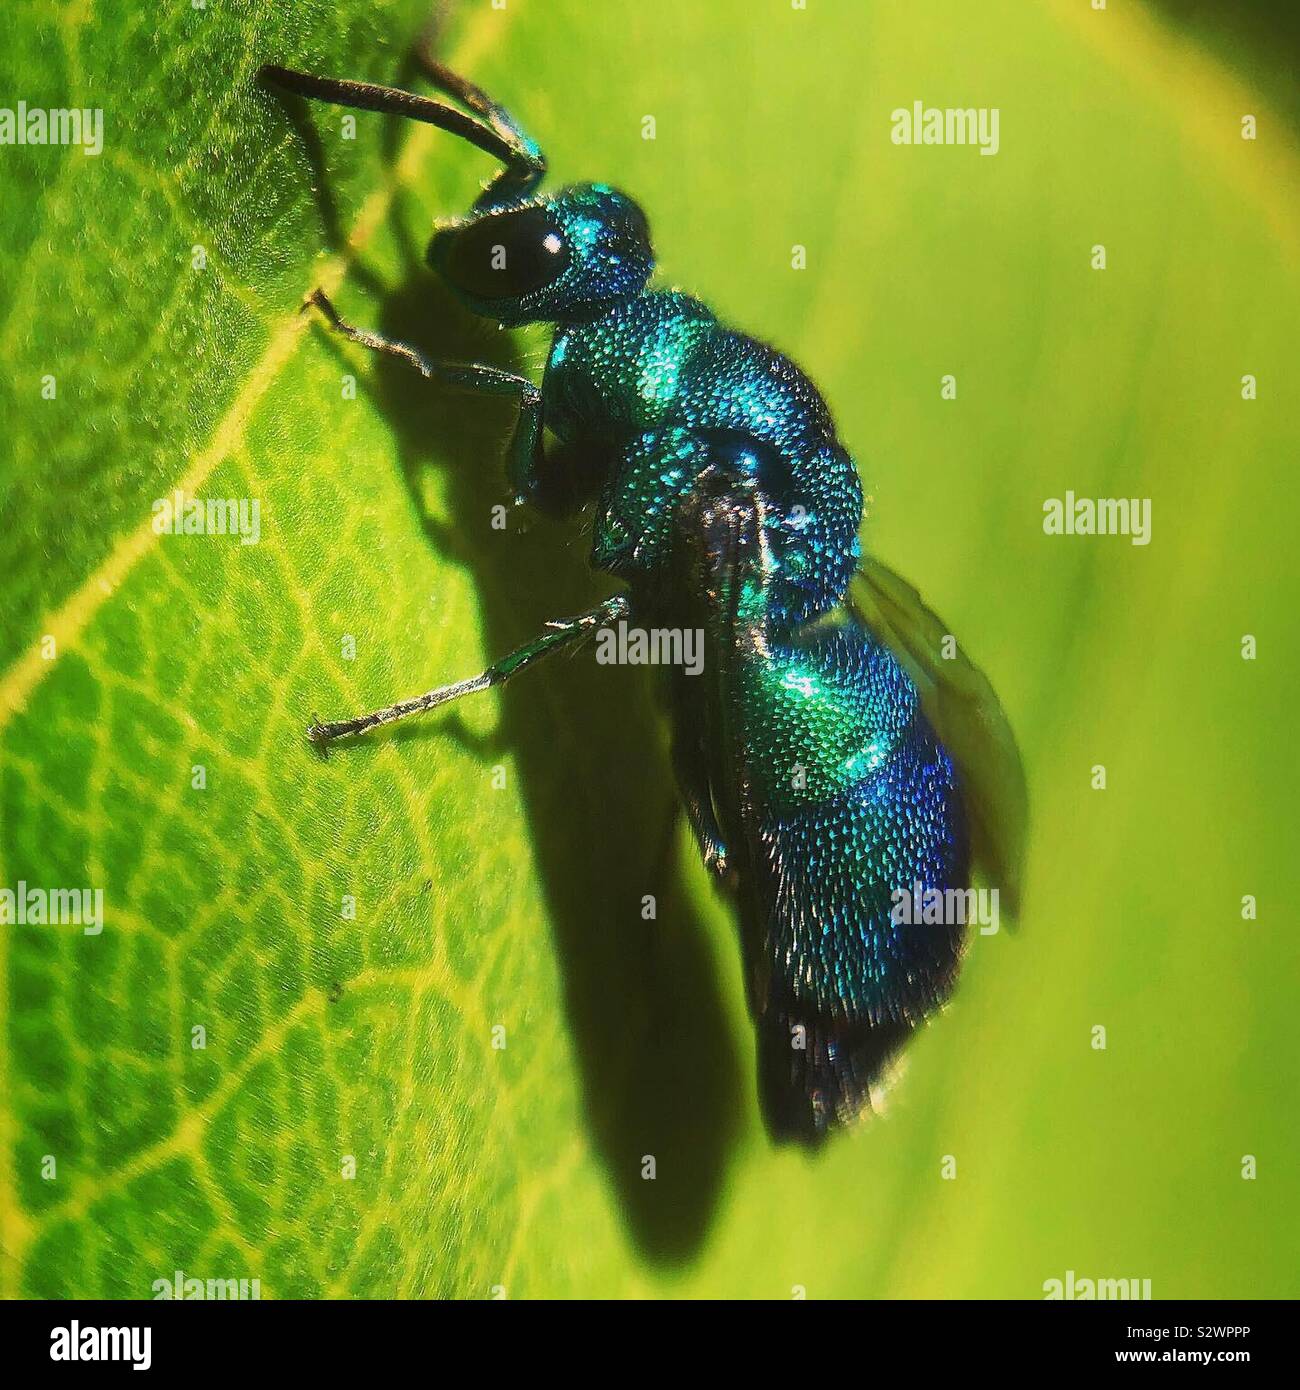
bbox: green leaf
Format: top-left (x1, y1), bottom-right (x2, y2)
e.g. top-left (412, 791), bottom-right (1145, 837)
top-left (2, 0), bottom-right (1298, 1298)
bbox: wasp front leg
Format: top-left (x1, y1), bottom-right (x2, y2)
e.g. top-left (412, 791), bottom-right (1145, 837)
top-left (303, 289), bottom-right (544, 501)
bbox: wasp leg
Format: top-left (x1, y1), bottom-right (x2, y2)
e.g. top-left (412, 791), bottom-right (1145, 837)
top-left (257, 64), bottom-right (544, 205)
top-left (304, 288), bottom-right (530, 395)
top-left (304, 289), bottom-right (543, 497)
top-left (668, 680), bottom-right (730, 878)
top-left (673, 743), bottom-right (730, 877)
top-left (307, 594), bottom-right (630, 748)
top-left (409, 31), bottom-right (546, 208)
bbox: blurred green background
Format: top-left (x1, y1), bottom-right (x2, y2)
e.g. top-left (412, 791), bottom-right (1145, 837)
top-left (1, 0), bottom-right (1296, 1298)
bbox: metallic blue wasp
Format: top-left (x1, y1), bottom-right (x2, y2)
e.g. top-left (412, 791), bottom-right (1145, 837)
top-left (259, 53), bottom-right (1027, 1144)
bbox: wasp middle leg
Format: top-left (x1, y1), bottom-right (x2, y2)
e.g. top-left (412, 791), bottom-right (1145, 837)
top-left (307, 595), bottom-right (631, 748)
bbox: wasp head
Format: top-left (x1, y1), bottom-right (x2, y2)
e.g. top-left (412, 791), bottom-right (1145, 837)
top-left (427, 183), bottom-right (653, 327)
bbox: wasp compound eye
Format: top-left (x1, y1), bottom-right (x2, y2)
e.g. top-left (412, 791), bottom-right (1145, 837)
top-left (430, 206), bottom-right (570, 301)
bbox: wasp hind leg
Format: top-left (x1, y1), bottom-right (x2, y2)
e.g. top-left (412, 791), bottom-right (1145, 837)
top-left (308, 595), bottom-right (630, 748)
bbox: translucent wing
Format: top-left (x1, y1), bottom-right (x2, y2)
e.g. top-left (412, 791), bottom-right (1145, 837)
top-left (848, 557), bottom-right (1028, 919)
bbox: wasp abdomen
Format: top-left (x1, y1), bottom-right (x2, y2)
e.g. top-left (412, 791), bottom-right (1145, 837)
top-left (731, 617), bottom-right (969, 1027)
